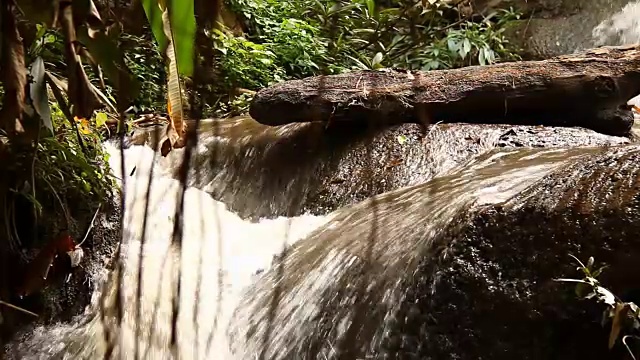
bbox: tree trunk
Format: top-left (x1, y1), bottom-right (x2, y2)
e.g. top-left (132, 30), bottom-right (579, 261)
top-left (249, 45), bottom-right (640, 136)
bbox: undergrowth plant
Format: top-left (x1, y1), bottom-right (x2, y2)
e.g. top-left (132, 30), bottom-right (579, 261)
top-left (34, 105), bottom-right (115, 204)
top-left (121, 32), bottom-right (167, 114)
top-left (556, 255), bottom-right (640, 359)
top-left (216, 0), bottom-right (522, 115)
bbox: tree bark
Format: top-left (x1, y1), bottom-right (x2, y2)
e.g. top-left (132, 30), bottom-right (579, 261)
top-left (249, 45), bottom-right (640, 136)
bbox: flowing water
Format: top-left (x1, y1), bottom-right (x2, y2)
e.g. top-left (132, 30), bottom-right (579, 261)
top-left (7, 5), bottom-right (640, 358)
top-left (7, 140), bottom-right (332, 359)
top-left (593, 0), bottom-right (640, 47)
top-left (5, 124), bottom-right (608, 359)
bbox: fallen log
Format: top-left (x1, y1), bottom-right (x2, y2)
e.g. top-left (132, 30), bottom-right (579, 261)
top-left (250, 45), bottom-right (640, 136)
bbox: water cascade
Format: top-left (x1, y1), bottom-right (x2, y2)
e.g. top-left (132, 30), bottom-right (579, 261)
top-left (6, 3), bottom-right (640, 359)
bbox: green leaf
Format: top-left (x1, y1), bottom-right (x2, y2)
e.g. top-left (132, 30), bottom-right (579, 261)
top-left (143, 0), bottom-right (196, 76)
top-left (366, 0), bottom-right (375, 17)
top-left (29, 57), bottom-right (53, 133)
top-left (478, 48), bottom-right (486, 65)
top-left (95, 112), bottom-right (108, 128)
top-left (141, 0), bottom-right (168, 51)
top-left (372, 52), bottom-right (383, 67)
top-left (447, 38), bottom-right (459, 52)
top-left (168, 0), bottom-right (196, 76)
top-left (460, 38), bottom-right (471, 59)
top-left (592, 265), bottom-right (609, 278)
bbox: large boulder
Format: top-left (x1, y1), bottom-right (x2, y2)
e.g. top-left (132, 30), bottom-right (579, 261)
top-left (227, 143), bottom-right (640, 360)
top-left (490, 0), bottom-right (637, 58)
top-left (0, 197), bottom-right (121, 344)
top-left (128, 118), bottom-right (630, 219)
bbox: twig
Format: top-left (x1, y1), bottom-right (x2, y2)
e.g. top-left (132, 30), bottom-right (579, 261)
top-left (521, 9), bottom-right (535, 45)
top-left (76, 203), bottom-right (101, 248)
top-left (0, 300), bottom-right (38, 317)
top-left (42, 176), bottom-right (71, 230)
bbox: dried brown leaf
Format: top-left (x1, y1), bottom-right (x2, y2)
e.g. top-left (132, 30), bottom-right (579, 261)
top-left (609, 302), bottom-right (631, 349)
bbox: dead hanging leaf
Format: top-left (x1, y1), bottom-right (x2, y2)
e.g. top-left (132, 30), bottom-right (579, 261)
top-left (58, 0), bottom-right (102, 120)
top-left (158, 2), bottom-right (188, 157)
top-left (0, 0), bottom-right (28, 136)
top-left (16, 232), bottom-right (77, 298)
top-left (609, 302), bottom-right (631, 349)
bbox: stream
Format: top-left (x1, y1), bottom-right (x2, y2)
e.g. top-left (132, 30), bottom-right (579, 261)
top-left (2, 124), bottom-right (621, 359)
top-left (6, 2), bottom-right (640, 359)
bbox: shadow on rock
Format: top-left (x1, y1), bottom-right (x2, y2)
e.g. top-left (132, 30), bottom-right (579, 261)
top-left (227, 143), bottom-right (640, 360)
top-left (128, 117), bottom-right (630, 219)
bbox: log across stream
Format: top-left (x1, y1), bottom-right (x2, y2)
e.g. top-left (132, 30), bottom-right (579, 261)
top-left (250, 45), bottom-right (640, 136)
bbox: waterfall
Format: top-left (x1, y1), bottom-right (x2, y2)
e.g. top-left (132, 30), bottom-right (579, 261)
top-left (5, 142), bottom-right (331, 359)
top-left (6, 131), bottom-right (609, 359)
top-left (6, 4), bottom-right (640, 357)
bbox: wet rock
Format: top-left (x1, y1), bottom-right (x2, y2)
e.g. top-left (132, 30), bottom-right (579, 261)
top-left (2, 196), bottom-right (121, 347)
top-left (503, 0), bottom-right (635, 59)
top-left (305, 123), bottom-right (630, 214)
top-left (228, 144), bottom-right (640, 360)
top-left (130, 118), bottom-right (630, 219)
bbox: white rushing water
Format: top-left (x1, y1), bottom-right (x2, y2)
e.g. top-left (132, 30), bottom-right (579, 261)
top-left (11, 143), bottom-right (332, 359)
top-left (593, 0), bottom-right (640, 47)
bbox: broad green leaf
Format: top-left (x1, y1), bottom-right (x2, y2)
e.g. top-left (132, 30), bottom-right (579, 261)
top-left (141, 0), bottom-right (168, 51)
top-left (142, 0), bottom-right (196, 76)
top-left (95, 112), bottom-right (108, 128)
top-left (168, 0), bottom-right (196, 76)
top-left (478, 48), bottom-right (486, 65)
top-left (460, 38), bottom-right (471, 59)
top-left (447, 38), bottom-right (459, 52)
top-left (366, 0), bottom-right (375, 17)
top-left (29, 57), bottom-right (53, 133)
top-left (371, 52), bottom-right (383, 67)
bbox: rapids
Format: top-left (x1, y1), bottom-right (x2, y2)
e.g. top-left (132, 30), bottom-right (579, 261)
top-left (5, 130), bottom-right (609, 359)
top-left (6, 142), bottom-right (331, 359)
